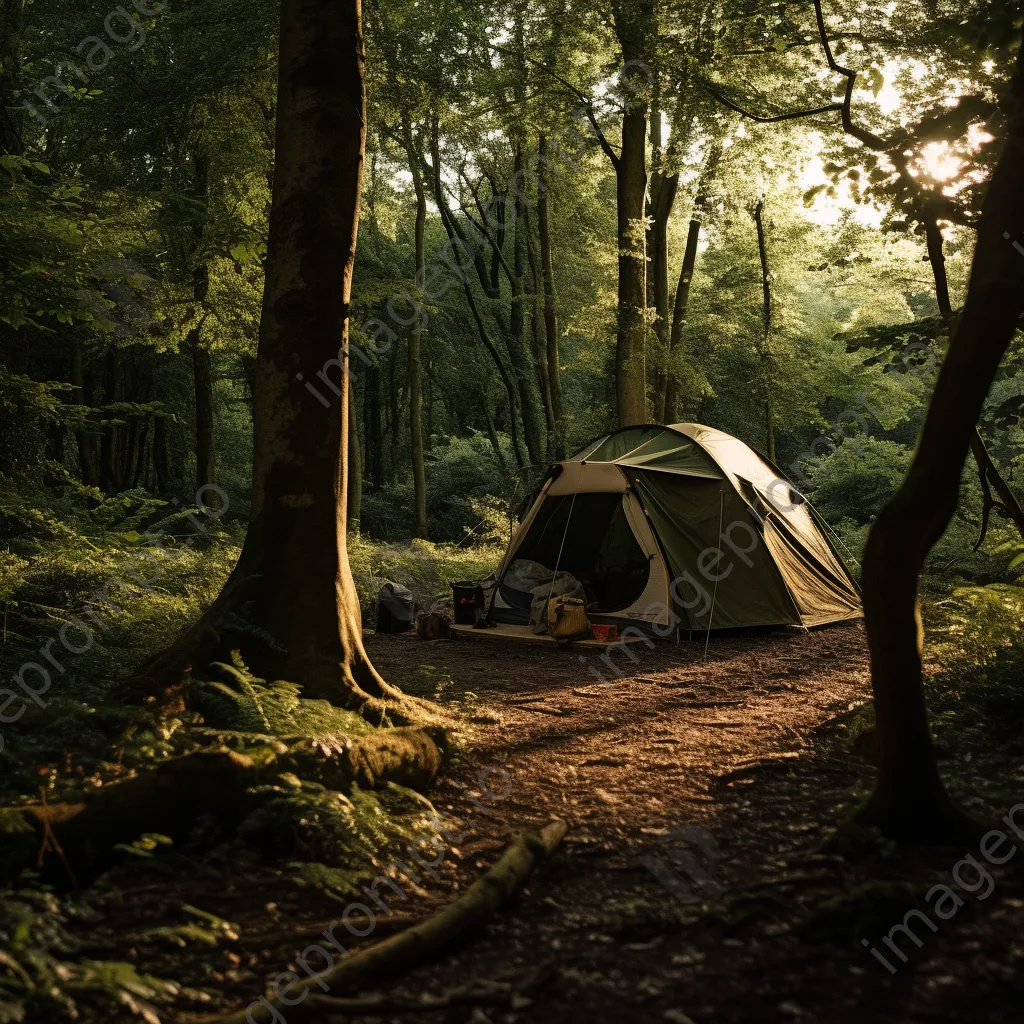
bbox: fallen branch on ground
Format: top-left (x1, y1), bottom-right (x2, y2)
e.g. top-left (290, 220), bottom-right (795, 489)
top-left (238, 913), bottom-right (423, 951)
top-left (3, 727), bottom-right (444, 885)
top-left (298, 968), bottom-right (552, 1016)
top-left (202, 819), bottom-right (569, 1024)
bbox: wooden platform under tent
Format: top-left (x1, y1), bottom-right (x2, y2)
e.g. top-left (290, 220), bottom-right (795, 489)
top-left (450, 622), bottom-right (649, 645)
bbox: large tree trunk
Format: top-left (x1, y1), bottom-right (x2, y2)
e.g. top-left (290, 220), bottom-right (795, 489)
top-left (404, 126), bottom-right (428, 538)
top-left (130, 0), bottom-right (420, 721)
top-left (610, 3), bottom-right (653, 426)
top-left (537, 137), bottom-right (564, 458)
top-left (857, 40), bottom-right (1024, 841)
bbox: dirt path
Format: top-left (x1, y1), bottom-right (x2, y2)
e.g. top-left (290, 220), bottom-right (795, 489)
top-left (369, 623), bottom-right (869, 845)
top-left (355, 623), bottom-right (882, 1023)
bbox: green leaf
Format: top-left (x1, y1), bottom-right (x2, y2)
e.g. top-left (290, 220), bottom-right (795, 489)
top-left (31, 162), bottom-right (50, 174)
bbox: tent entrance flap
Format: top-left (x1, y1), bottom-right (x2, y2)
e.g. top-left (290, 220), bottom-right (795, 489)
top-left (504, 492), bottom-right (651, 612)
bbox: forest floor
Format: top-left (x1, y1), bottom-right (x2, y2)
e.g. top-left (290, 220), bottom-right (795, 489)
top-left (330, 623), bottom-right (1023, 1024)
top-left (62, 620), bottom-right (1024, 1024)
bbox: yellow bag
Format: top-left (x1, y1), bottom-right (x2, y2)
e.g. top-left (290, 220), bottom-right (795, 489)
top-left (547, 595), bottom-right (591, 640)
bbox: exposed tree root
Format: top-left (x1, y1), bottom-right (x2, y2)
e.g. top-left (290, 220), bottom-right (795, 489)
top-left (203, 819), bottom-right (569, 1024)
top-left (239, 913), bottom-right (424, 952)
top-left (849, 788), bottom-right (987, 847)
top-left (4, 729), bottom-right (445, 885)
top-left (115, 569), bottom-right (441, 730)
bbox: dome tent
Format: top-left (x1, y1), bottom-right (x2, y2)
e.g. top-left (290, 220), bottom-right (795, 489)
top-left (488, 424), bottom-right (861, 635)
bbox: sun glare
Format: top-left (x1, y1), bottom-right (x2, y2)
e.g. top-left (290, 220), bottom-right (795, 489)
top-left (918, 141), bottom-right (962, 183)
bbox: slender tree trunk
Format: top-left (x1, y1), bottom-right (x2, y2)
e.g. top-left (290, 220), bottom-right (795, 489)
top-left (479, 389), bottom-right (509, 475)
top-left (99, 347), bottom-right (120, 492)
top-left (70, 340), bottom-right (98, 486)
top-left (615, 104), bottom-right (649, 425)
top-left (647, 101), bottom-right (679, 423)
top-left (347, 378), bottom-right (362, 533)
top-left (509, 149), bottom-right (544, 466)
top-left (132, 0), bottom-right (418, 719)
top-left (858, 40), bottom-right (1024, 841)
top-left (387, 342), bottom-right (400, 484)
top-left (0, 0), bottom-right (24, 154)
top-left (537, 137), bottom-right (564, 458)
top-left (752, 199), bottom-right (776, 462)
top-left (404, 126), bottom-right (428, 538)
top-left (525, 218), bottom-right (554, 453)
top-left (191, 327), bottom-right (216, 492)
top-left (363, 360), bottom-right (382, 491)
top-left (662, 214), bottom-right (700, 424)
top-left (425, 135), bottom-right (526, 469)
top-left (239, 352), bottom-right (257, 411)
top-left (153, 414), bottom-right (169, 494)
top-left (132, 418), bottom-right (150, 489)
top-left (187, 149), bottom-right (215, 494)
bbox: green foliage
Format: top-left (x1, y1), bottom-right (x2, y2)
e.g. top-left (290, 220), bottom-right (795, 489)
top-left (805, 436), bottom-right (912, 525)
top-left (0, 887), bottom-right (176, 1023)
top-left (349, 535), bottom-right (503, 618)
top-left (192, 658), bottom-right (373, 744)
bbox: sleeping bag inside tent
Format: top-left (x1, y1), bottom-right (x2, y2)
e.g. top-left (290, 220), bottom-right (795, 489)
top-left (488, 423), bottom-right (861, 634)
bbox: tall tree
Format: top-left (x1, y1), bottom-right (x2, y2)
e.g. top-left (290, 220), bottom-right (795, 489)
top-left (134, 0), bottom-right (416, 718)
top-left (609, 0), bottom-right (655, 425)
top-left (752, 198), bottom-right (776, 462)
top-left (859, 33), bottom-right (1024, 840)
top-left (647, 90), bottom-right (679, 423)
top-left (403, 125), bottom-right (429, 538)
top-left (536, 135), bottom-right (564, 455)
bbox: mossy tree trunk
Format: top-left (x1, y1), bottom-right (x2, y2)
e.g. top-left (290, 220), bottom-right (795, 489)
top-left (131, 0), bottom-right (416, 719)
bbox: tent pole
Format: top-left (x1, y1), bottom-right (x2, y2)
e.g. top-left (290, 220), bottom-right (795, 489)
top-left (543, 460), bottom-right (586, 614)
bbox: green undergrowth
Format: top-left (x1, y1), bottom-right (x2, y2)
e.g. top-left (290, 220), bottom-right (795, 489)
top-left (828, 578), bottom-right (1024, 817)
top-left (0, 884), bottom-right (181, 1024)
top-left (0, 656), bottom-right (447, 1022)
top-left (348, 534), bottom-right (502, 619)
top-left (0, 489), bottom-right (468, 1022)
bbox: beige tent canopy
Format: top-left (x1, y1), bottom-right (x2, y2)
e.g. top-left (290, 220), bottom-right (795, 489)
top-left (489, 423), bottom-right (861, 634)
